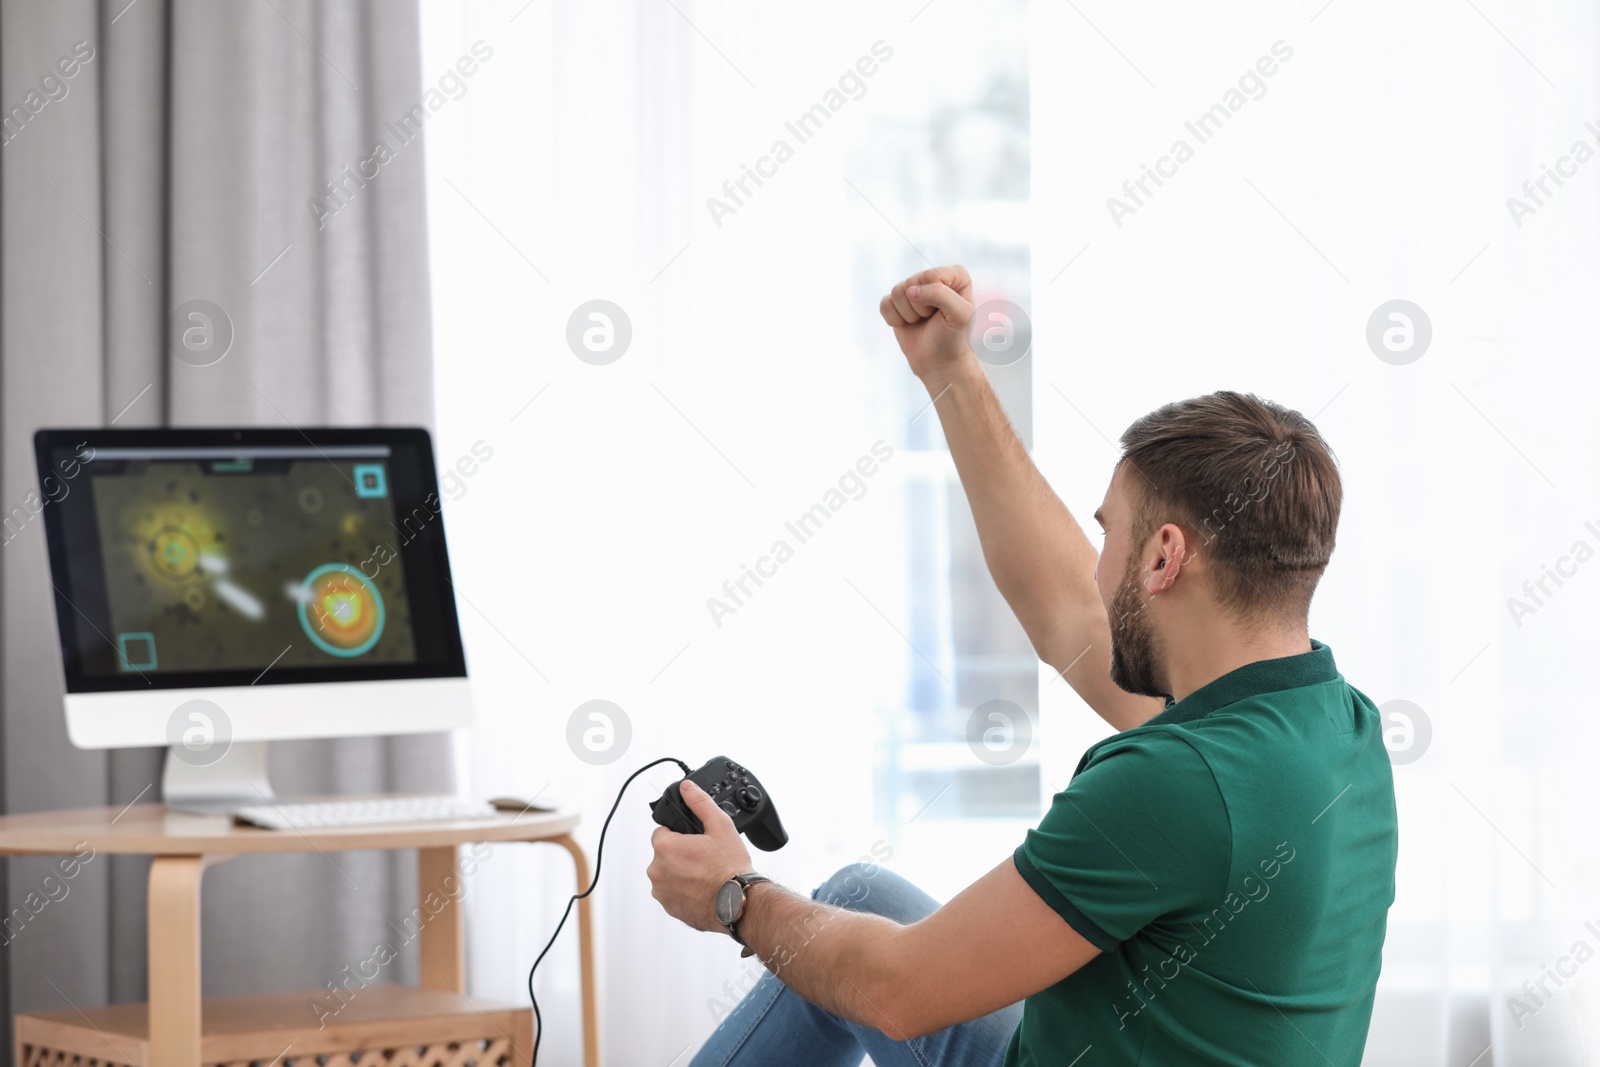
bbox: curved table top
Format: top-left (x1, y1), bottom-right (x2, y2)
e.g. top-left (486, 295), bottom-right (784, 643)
top-left (0, 802), bottom-right (580, 856)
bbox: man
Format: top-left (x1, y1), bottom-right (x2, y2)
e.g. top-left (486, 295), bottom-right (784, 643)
top-left (649, 265), bottom-right (1398, 1066)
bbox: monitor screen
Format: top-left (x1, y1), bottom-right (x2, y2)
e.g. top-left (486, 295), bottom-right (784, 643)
top-left (35, 428), bottom-right (468, 693)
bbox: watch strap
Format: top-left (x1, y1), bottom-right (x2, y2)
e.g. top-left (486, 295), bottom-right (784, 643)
top-left (725, 873), bottom-right (772, 956)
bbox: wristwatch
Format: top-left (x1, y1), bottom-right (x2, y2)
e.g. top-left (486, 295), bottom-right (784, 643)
top-left (715, 873), bottom-right (772, 957)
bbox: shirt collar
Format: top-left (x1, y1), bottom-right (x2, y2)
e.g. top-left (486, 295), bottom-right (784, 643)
top-left (1147, 640), bottom-right (1338, 726)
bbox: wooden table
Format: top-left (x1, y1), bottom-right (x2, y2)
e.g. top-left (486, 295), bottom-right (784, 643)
top-left (0, 802), bottom-right (598, 1067)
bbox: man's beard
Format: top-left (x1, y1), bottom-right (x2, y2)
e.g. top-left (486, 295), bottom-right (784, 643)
top-left (1107, 552), bottom-right (1168, 700)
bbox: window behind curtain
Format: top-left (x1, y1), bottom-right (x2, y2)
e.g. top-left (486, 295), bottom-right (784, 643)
top-left (846, 0), bottom-right (1040, 900)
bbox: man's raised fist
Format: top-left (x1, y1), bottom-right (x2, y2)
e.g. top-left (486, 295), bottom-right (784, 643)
top-left (879, 265), bottom-right (976, 381)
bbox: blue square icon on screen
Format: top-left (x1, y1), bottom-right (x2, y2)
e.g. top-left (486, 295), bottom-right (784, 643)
top-left (117, 632), bottom-right (157, 671)
top-left (353, 464), bottom-right (388, 498)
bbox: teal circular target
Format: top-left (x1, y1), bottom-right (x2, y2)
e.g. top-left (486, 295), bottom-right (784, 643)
top-left (297, 563), bottom-right (386, 658)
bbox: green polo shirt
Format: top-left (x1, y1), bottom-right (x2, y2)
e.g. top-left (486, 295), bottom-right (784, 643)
top-left (1006, 640), bottom-right (1397, 1067)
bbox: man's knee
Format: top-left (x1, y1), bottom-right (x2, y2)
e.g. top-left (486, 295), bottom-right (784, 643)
top-left (812, 862), bottom-right (937, 924)
top-left (814, 862), bottom-right (880, 909)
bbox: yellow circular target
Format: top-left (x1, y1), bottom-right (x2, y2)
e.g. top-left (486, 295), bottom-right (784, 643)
top-left (150, 527), bottom-right (201, 580)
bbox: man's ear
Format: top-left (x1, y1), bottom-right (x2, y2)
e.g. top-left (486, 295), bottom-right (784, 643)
top-left (1145, 523), bottom-right (1188, 595)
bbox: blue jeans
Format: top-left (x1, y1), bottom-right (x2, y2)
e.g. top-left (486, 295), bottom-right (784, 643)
top-left (690, 864), bottom-right (1023, 1067)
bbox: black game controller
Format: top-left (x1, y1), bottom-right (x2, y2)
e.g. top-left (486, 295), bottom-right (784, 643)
top-left (650, 756), bottom-right (789, 852)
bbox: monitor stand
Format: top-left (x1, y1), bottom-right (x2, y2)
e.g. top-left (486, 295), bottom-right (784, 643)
top-left (162, 741), bottom-right (274, 816)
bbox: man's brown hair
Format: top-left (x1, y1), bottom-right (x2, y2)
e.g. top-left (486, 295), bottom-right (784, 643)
top-left (1117, 390), bottom-right (1342, 624)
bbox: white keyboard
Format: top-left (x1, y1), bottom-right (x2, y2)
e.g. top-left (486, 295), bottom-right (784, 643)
top-left (231, 796), bottom-right (499, 830)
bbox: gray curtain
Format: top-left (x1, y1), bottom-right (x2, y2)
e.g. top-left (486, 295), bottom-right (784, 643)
top-left (0, 0), bottom-right (448, 1057)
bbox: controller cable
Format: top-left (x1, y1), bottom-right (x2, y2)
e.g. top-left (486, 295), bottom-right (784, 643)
top-left (527, 756), bottom-right (691, 1066)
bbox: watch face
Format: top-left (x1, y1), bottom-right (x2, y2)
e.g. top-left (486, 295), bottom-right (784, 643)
top-left (715, 879), bottom-right (744, 926)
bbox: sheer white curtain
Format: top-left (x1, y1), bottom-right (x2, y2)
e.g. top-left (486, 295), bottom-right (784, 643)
top-left (1031, 3), bottom-right (1600, 1065)
top-left (421, 2), bottom-right (916, 1064)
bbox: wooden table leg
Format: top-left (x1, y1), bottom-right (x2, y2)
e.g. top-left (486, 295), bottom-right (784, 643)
top-left (148, 856), bottom-right (207, 1067)
top-left (551, 833), bottom-right (600, 1067)
top-left (418, 845), bottom-right (465, 991)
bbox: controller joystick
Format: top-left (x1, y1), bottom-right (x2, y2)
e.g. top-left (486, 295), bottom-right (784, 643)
top-left (649, 756), bottom-right (788, 852)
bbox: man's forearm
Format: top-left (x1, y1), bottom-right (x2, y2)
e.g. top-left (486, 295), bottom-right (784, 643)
top-left (920, 357), bottom-right (1164, 730)
top-left (921, 355), bottom-right (1100, 643)
top-left (736, 882), bottom-right (915, 1037)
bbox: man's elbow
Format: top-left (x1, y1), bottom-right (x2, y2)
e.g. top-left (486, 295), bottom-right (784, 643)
top-left (882, 1003), bottom-right (945, 1042)
top-left (864, 986), bottom-right (943, 1042)
top-left (853, 946), bottom-right (945, 1041)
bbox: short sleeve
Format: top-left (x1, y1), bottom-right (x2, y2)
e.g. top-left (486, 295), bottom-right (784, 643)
top-left (1014, 731), bottom-right (1230, 951)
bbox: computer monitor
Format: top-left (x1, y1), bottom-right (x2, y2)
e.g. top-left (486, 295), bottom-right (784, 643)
top-left (34, 427), bottom-right (471, 810)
